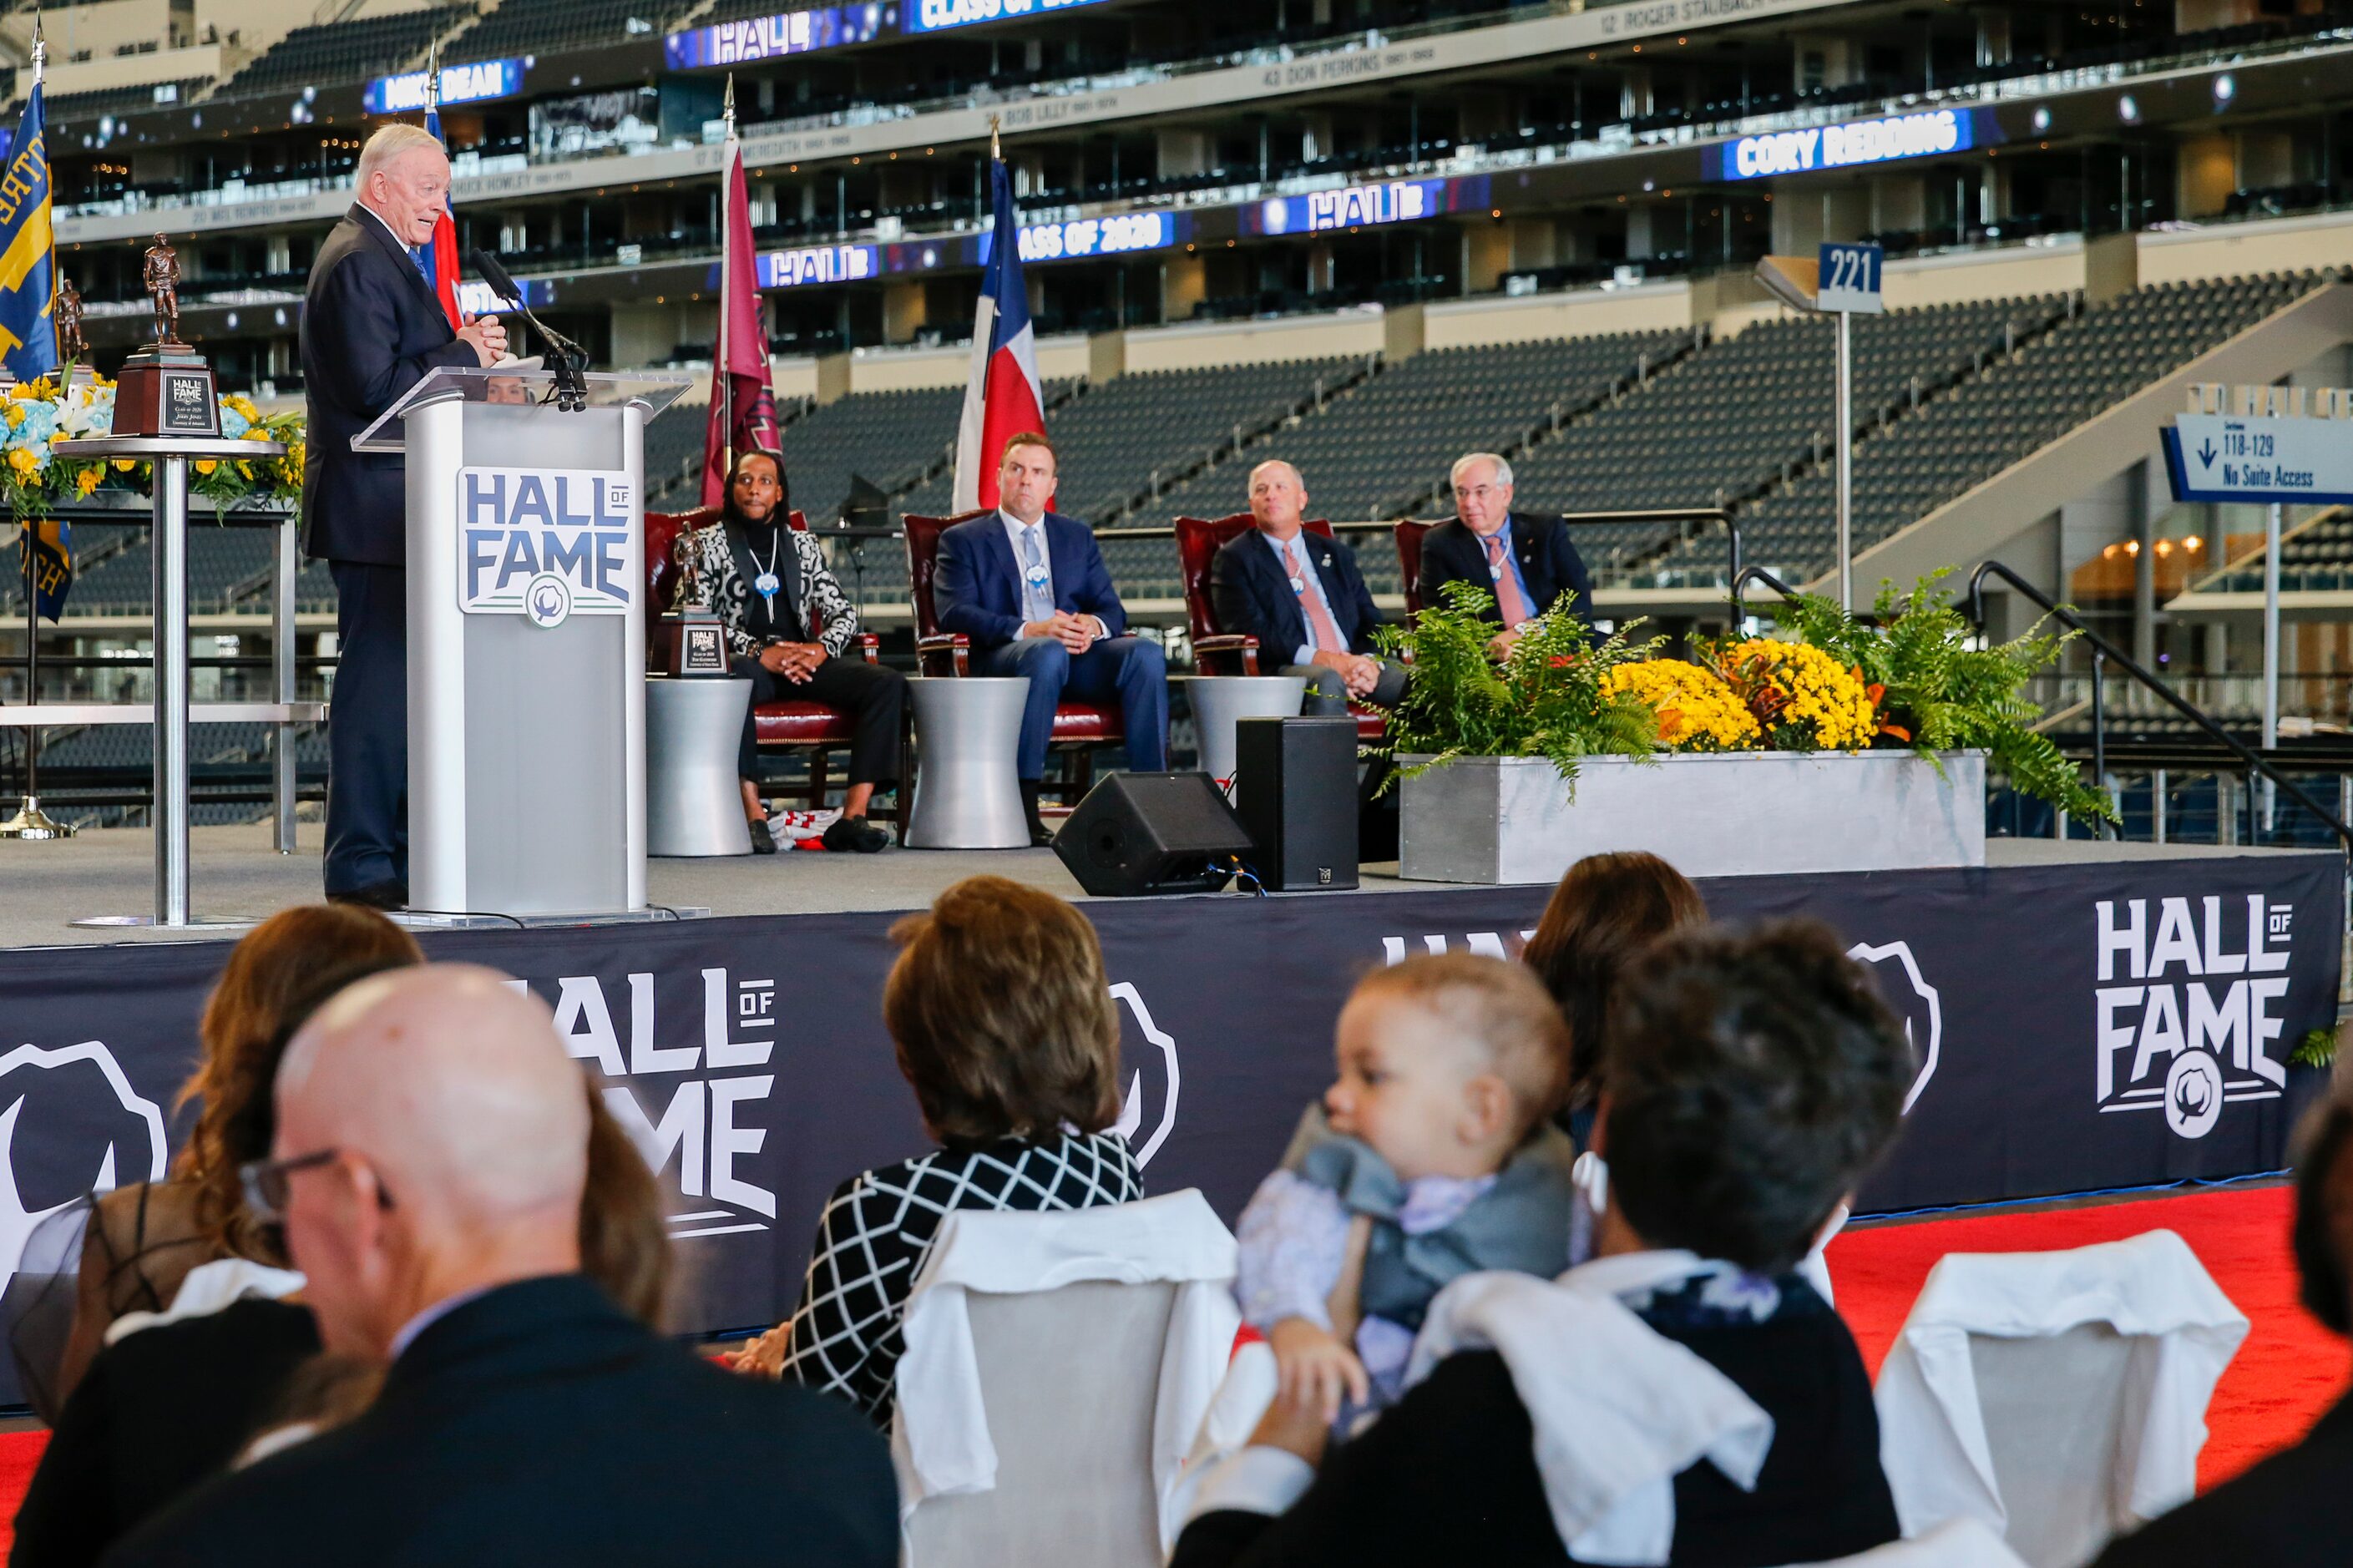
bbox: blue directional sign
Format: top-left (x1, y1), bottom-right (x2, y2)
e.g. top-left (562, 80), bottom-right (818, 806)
top-left (2162, 414), bottom-right (2353, 506)
top-left (1816, 241), bottom-right (1884, 314)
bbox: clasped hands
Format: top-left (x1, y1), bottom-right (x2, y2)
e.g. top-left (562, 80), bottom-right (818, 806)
top-left (757, 641), bottom-right (827, 683)
top-left (457, 311), bottom-right (510, 366)
top-left (1312, 649), bottom-right (1384, 699)
top-left (1022, 610), bottom-right (1102, 654)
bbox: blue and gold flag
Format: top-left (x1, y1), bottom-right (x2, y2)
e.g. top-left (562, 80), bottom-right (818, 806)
top-left (0, 83), bottom-right (58, 382)
top-left (19, 518), bottom-right (68, 621)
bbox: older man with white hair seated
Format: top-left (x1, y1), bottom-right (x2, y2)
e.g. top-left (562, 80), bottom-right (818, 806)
top-left (1416, 453), bottom-right (1595, 658)
top-left (104, 965), bottom-right (898, 1568)
top-left (1208, 459), bottom-right (1408, 717)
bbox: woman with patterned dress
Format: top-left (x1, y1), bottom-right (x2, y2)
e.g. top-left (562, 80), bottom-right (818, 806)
top-left (670, 450), bottom-right (904, 853)
top-left (730, 877), bottom-right (1146, 1424)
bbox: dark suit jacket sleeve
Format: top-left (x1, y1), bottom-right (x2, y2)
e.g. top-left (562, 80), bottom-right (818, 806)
top-left (1546, 522), bottom-right (1596, 625)
top-left (307, 252), bottom-right (478, 423)
top-left (1208, 543), bottom-right (1268, 650)
top-left (1169, 1354), bottom-right (1556, 1567)
top-left (1336, 543), bottom-right (1383, 654)
top-left (13, 1346), bottom-right (122, 1567)
top-left (932, 525), bottom-right (1025, 648)
top-left (1414, 533), bottom-right (1462, 617)
top-left (1066, 529), bottom-right (1127, 639)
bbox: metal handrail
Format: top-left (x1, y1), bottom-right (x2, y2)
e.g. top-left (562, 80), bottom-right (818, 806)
top-left (1728, 564), bottom-right (1800, 622)
top-left (1966, 559), bottom-right (2353, 850)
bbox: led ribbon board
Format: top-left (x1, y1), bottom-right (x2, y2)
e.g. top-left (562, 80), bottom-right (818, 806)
top-left (731, 245), bottom-right (880, 290)
top-left (975, 213), bottom-right (1175, 266)
top-left (902, 0), bottom-right (1116, 33)
top-left (365, 59), bottom-right (527, 115)
top-left (1243, 175), bottom-right (1484, 237)
top-left (664, 5), bottom-right (889, 69)
top-left (1712, 108), bottom-right (2000, 182)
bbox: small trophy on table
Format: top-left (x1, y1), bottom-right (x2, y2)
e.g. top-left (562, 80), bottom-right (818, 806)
top-left (111, 235), bottom-right (220, 437)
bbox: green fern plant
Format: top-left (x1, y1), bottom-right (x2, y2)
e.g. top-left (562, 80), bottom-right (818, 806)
top-left (1372, 581), bottom-right (1663, 792)
top-left (1773, 570), bottom-right (2118, 823)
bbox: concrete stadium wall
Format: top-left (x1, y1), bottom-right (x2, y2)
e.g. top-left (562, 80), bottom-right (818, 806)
top-left (1883, 240), bottom-right (2087, 309)
top-left (2138, 210), bottom-right (2353, 287)
top-left (1121, 309), bottom-right (1387, 372)
top-left (1422, 281), bottom-right (1695, 349)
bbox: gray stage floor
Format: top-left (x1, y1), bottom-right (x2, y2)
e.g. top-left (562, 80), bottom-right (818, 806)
top-left (0, 823), bottom-right (2321, 952)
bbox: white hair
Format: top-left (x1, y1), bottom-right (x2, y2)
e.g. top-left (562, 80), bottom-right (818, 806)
top-left (355, 123), bottom-right (447, 193)
top-left (1249, 458), bottom-right (1303, 488)
top-left (1450, 452), bottom-right (1513, 490)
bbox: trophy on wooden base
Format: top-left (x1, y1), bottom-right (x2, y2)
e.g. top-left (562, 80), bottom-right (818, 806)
top-left (111, 235), bottom-right (220, 438)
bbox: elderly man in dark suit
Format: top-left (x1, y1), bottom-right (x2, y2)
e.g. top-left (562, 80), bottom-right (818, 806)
top-left (103, 964), bottom-right (898, 1568)
top-left (301, 124), bottom-right (509, 908)
top-left (934, 430), bottom-right (1168, 843)
top-left (1416, 452), bottom-right (1594, 657)
top-left (1209, 459), bottom-right (1405, 717)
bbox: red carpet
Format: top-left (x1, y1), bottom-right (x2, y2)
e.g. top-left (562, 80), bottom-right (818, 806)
top-left (1826, 1185), bottom-right (2345, 1490)
top-left (0, 1429), bottom-right (48, 1554)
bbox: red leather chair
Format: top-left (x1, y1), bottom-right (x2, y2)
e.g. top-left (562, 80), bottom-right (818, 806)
top-left (1173, 513), bottom-right (1384, 743)
top-left (902, 511), bottom-right (1121, 802)
top-left (1394, 519), bottom-right (1435, 620)
top-left (645, 504), bottom-right (898, 822)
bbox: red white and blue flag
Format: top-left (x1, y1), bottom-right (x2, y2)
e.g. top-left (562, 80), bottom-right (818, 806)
top-left (952, 149), bottom-right (1045, 513)
top-left (419, 97), bottom-right (462, 331)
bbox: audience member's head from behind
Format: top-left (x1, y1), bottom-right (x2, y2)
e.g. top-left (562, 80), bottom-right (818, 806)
top-left (1327, 954), bottom-right (1570, 1184)
top-left (884, 876), bottom-right (1121, 1146)
top-left (1522, 852), bottom-right (1707, 1115)
top-left (180, 905), bottom-right (424, 1260)
top-left (265, 965), bottom-right (590, 1360)
top-left (1599, 922), bottom-right (1913, 1275)
top-left (2292, 1084), bottom-right (2353, 1338)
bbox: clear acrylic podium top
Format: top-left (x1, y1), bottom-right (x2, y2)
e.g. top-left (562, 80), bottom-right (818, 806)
top-left (351, 367), bottom-right (694, 453)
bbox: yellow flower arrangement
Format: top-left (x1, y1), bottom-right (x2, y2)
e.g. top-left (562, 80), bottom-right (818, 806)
top-left (8, 447), bottom-right (38, 478)
top-left (112, 458), bottom-right (137, 473)
top-left (75, 466), bottom-right (101, 497)
top-left (1604, 659), bottom-right (1760, 751)
top-left (194, 459), bottom-right (217, 475)
top-left (4, 404), bottom-right (23, 429)
top-left (1717, 638), bottom-right (1878, 751)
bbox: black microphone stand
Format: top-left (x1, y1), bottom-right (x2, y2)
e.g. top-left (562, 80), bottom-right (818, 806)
top-left (469, 250), bottom-right (592, 411)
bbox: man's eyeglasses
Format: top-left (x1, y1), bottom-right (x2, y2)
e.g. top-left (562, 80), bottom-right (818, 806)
top-left (239, 1148), bottom-right (392, 1225)
top-left (1454, 483), bottom-right (1505, 503)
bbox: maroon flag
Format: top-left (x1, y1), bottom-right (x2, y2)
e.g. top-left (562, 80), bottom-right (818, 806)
top-left (701, 123), bottom-right (779, 509)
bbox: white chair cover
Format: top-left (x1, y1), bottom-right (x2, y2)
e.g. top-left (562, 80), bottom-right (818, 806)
top-left (890, 1190), bottom-right (1239, 1565)
top-left (1873, 1229), bottom-right (2247, 1568)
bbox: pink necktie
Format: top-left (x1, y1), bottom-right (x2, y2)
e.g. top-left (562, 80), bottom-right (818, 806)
top-left (1289, 538), bottom-right (1347, 654)
top-left (1486, 534), bottom-right (1532, 630)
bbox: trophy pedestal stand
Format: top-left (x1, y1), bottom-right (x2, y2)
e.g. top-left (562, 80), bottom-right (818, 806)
top-left (114, 343), bottom-right (220, 438)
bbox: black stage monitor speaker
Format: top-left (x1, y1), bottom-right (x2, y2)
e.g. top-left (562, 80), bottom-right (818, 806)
top-left (1233, 716), bottom-right (1359, 891)
top-left (1053, 771), bottom-right (1253, 897)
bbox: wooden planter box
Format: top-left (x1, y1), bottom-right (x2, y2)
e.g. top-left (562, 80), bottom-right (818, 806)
top-left (1396, 750), bottom-right (1987, 884)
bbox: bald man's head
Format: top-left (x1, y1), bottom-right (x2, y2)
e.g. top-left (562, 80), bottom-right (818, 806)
top-left (1248, 460), bottom-right (1308, 536)
top-left (274, 964), bottom-right (590, 1358)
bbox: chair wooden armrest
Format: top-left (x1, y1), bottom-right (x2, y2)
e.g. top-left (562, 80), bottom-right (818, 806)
top-left (1192, 634), bottom-right (1263, 677)
top-left (850, 632), bottom-right (881, 666)
top-left (917, 632), bottom-right (970, 677)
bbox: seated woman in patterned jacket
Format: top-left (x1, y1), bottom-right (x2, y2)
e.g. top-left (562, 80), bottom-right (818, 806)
top-left (671, 449), bottom-right (903, 853)
top-left (729, 876), bottom-right (1146, 1424)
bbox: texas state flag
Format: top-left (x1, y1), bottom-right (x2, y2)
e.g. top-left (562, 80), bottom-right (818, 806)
top-left (951, 153), bottom-right (1045, 513)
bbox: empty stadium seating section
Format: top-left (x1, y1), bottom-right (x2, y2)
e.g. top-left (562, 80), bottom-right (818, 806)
top-left (218, 5), bottom-right (475, 100)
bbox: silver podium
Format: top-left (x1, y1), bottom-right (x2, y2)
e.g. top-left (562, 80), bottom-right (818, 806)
top-left (39, 435), bottom-right (316, 928)
top-left (356, 367), bottom-right (691, 916)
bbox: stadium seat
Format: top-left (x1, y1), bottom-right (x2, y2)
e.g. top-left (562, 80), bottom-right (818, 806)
top-left (1173, 513), bottom-right (1384, 744)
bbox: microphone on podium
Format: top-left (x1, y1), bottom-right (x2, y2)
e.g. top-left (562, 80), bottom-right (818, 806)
top-left (469, 249), bottom-right (591, 408)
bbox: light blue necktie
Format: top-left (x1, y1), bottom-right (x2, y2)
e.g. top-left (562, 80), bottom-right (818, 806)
top-left (1020, 525), bottom-right (1054, 623)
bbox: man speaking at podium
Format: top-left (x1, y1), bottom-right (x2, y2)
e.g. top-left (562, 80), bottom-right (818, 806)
top-left (302, 124), bottom-right (509, 908)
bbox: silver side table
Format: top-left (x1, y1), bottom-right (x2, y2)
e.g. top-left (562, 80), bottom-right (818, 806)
top-left (1185, 675), bottom-right (1309, 785)
top-left (907, 675), bottom-right (1030, 849)
top-left (646, 677), bottom-right (753, 857)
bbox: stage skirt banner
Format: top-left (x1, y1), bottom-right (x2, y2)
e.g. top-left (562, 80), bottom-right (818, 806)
top-left (0, 852), bottom-right (2339, 1373)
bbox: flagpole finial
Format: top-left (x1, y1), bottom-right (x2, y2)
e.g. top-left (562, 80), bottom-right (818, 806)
top-left (989, 113), bottom-right (1000, 162)
top-left (424, 37), bottom-right (439, 110)
top-left (28, 13), bottom-right (43, 89)
top-left (724, 73), bottom-right (736, 138)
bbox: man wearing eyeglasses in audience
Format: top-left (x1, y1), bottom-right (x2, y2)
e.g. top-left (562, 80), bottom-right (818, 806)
top-left (1415, 453), bottom-right (1594, 658)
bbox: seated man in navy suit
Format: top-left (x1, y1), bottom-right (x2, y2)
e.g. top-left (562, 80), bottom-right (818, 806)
top-left (934, 432), bottom-right (1169, 844)
top-left (1416, 452), bottom-right (1595, 658)
top-left (1209, 460), bottom-right (1406, 717)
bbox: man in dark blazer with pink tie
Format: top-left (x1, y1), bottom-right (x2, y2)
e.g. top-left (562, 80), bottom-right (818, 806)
top-left (933, 431), bottom-right (1168, 842)
top-left (301, 123), bottom-right (507, 909)
top-left (1415, 451), bottom-right (1593, 657)
top-left (1209, 459), bottom-right (1406, 717)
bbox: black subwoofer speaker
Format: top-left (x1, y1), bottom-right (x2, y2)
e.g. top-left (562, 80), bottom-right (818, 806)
top-left (1232, 716), bottom-right (1359, 891)
top-left (1052, 771), bottom-right (1253, 896)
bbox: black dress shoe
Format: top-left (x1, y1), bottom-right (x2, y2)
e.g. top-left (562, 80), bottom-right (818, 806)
top-left (329, 878), bottom-right (407, 911)
top-left (1030, 820), bottom-right (1057, 848)
top-left (748, 819), bottom-right (778, 855)
top-left (822, 815), bottom-right (890, 853)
